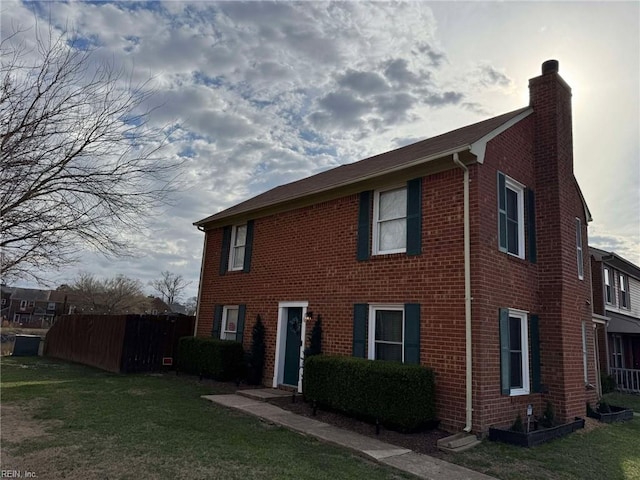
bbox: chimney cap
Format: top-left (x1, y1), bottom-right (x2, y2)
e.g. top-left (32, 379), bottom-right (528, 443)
top-left (542, 59), bottom-right (559, 75)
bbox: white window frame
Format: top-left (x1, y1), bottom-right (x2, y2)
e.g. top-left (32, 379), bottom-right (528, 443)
top-left (228, 224), bottom-right (247, 271)
top-left (373, 186), bottom-right (407, 255)
top-left (508, 309), bottom-right (530, 396)
top-left (221, 305), bottom-right (239, 340)
top-left (47, 302), bottom-right (56, 311)
top-left (20, 300), bottom-right (27, 309)
top-left (504, 176), bottom-right (526, 259)
top-left (1, 298), bottom-right (5, 306)
top-left (612, 335), bottom-right (624, 369)
top-left (604, 268), bottom-right (614, 305)
top-left (367, 304), bottom-right (405, 362)
top-left (619, 273), bottom-right (629, 309)
top-left (576, 218), bottom-right (584, 280)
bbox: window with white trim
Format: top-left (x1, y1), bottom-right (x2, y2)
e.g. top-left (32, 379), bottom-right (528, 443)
top-left (229, 224), bottom-right (247, 271)
top-left (47, 302), bottom-right (56, 311)
top-left (611, 335), bottom-right (624, 369)
top-left (1, 298), bottom-right (5, 306)
top-left (604, 268), bottom-right (614, 305)
top-left (498, 174), bottom-right (525, 259)
top-left (619, 274), bottom-right (630, 309)
top-left (368, 305), bottom-right (404, 362)
top-left (576, 218), bottom-right (584, 279)
top-left (19, 300), bottom-right (27, 309)
top-left (506, 310), bottom-right (530, 396)
top-left (373, 187), bottom-right (407, 255)
top-left (221, 306), bottom-right (239, 340)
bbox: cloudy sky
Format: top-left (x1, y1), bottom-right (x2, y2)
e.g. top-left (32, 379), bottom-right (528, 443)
top-left (3, 1), bottom-right (639, 301)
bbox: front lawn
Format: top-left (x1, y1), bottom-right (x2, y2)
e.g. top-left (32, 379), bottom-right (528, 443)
top-left (449, 416), bottom-right (640, 480)
top-left (603, 392), bottom-right (640, 413)
top-left (0, 357), bottom-right (410, 480)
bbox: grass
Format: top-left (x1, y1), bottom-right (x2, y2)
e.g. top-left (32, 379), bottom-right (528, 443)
top-left (0, 357), bottom-right (409, 480)
top-left (603, 392), bottom-right (640, 413)
top-left (449, 413), bottom-right (640, 480)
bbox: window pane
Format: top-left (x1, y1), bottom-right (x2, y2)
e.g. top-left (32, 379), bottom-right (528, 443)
top-left (379, 218), bottom-right (406, 251)
top-left (225, 309), bottom-right (238, 333)
top-left (509, 317), bottom-right (522, 350)
top-left (506, 188), bottom-right (518, 221)
top-left (376, 343), bottom-right (403, 362)
top-left (234, 225), bottom-right (247, 246)
top-left (232, 246), bottom-right (245, 269)
top-left (510, 352), bottom-right (523, 388)
top-left (507, 219), bottom-right (519, 255)
top-left (222, 332), bottom-right (237, 341)
top-left (376, 310), bottom-right (403, 342)
top-left (379, 189), bottom-right (406, 221)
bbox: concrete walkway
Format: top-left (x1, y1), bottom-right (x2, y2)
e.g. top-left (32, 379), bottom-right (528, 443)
top-left (202, 391), bottom-right (496, 480)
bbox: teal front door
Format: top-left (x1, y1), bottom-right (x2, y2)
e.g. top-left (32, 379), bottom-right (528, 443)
top-left (283, 307), bottom-right (303, 386)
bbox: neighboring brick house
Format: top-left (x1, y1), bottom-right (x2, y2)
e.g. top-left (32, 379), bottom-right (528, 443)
top-left (194, 60), bottom-right (597, 434)
top-left (0, 286), bottom-right (70, 328)
top-left (590, 247), bottom-right (640, 393)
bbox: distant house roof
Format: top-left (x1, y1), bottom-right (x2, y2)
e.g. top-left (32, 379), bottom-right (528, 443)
top-left (195, 106), bottom-right (533, 227)
top-left (10, 288), bottom-right (50, 302)
top-left (590, 246), bottom-right (640, 280)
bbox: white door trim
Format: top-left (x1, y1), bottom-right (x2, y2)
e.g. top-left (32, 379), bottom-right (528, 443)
top-left (273, 301), bottom-right (308, 393)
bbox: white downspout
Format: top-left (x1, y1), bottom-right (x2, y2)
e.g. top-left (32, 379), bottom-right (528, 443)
top-left (453, 153), bottom-right (473, 433)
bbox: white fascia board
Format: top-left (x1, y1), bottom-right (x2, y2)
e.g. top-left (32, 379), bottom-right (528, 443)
top-left (470, 108), bottom-right (533, 164)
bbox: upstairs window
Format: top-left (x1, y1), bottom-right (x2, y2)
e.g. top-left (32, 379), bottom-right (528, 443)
top-left (604, 268), bottom-right (614, 305)
top-left (619, 274), bottom-right (630, 309)
top-left (373, 187), bottom-right (407, 255)
top-left (576, 218), bottom-right (584, 279)
top-left (47, 302), bottom-right (56, 311)
top-left (19, 300), bottom-right (27, 309)
top-left (229, 224), bottom-right (247, 271)
top-left (498, 173), bottom-right (525, 259)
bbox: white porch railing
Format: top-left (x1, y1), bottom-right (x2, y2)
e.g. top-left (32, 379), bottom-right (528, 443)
top-left (611, 367), bottom-right (640, 394)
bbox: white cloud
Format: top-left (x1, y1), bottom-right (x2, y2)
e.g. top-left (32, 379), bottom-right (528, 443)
top-left (3, 0), bottom-right (638, 298)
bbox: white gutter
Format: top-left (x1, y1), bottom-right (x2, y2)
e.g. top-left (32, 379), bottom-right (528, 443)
top-left (453, 152), bottom-right (473, 433)
top-left (193, 225), bottom-right (207, 337)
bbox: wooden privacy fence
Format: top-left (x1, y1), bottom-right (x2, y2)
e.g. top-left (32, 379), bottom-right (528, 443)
top-left (44, 314), bottom-right (195, 373)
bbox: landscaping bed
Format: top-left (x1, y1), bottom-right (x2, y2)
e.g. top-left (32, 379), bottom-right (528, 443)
top-left (587, 404), bottom-right (634, 423)
top-left (265, 394), bottom-right (449, 455)
top-left (488, 417), bottom-right (585, 447)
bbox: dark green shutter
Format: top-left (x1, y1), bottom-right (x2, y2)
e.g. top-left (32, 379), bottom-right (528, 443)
top-left (497, 172), bottom-right (507, 252)
top-left (219, 226), bottom-right (232, 275)
top-left (530, 314), bottom-right (541, 393)
top-left (499, 308), bottom-right (510, 395)
top-left (406, 178), bottom-right (422, 256)
top-left (243, 220), bottom-right (255, 273)
top-left (404, 303), bottom-right (421, 364)
top-left (353, 304), bottom-right (368, 357)
top-left (357, 191), bottom-right (372, 261)
top-left (526, 189), bottom-right (537, 263)
top-left (237, 304), bottom-right (246, 344)
top-left (212, 305), bottom-right (223, 338)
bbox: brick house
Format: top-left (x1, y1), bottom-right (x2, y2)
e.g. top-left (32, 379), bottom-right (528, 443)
top-left (194, 60), bottom-right (598, 434)
top-left (590, 247), bottom-right (640, 393)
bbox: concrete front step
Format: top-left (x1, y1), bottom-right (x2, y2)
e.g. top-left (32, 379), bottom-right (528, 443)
top-left (437, 433), bottom-right (482, 453)
top-left (236, 388), bottom-right (295, 402)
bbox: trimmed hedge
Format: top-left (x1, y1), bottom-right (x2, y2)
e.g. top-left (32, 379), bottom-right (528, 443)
top-left (177, 336), bottom-right (245, 381)
top-left (303, 355), bottom-right (436, 431)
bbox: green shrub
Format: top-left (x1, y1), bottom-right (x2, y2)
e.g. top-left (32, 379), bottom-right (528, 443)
top-left (177, 336), bottom-right (245, 381)
top-left (303, 355), bottom-right (436, 431)
top-left (247, 316), bottom-right (266, 385)
top-left (511, 414), bottom-right (524, 432)
top-left (304, 316), bottom-right (322, 358)
top-left (600, 372), bottom-right (616, 394)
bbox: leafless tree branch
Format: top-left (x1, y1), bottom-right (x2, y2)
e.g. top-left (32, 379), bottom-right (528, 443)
top-left (1, 20), bottom-right (180, 282)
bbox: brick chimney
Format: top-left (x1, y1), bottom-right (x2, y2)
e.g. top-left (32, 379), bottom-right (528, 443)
top-left (529, 61), bottom-right (594, 422)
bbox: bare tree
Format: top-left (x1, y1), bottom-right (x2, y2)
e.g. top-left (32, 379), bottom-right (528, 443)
top-left (1, 20), bottom-right (178, 282)
top-left (184, 296), bottom-right (198, 316)
top-left (149, 270), bottom-right (191, 306)
top-left (67, 272), bottom-right (148, 314)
